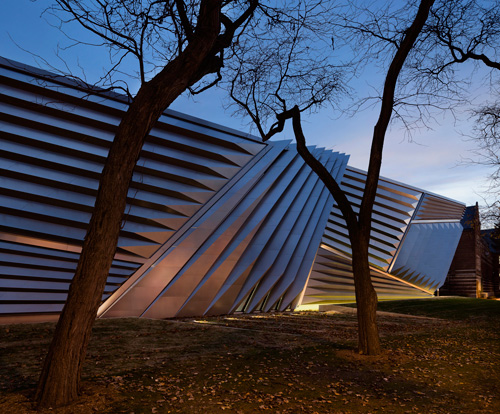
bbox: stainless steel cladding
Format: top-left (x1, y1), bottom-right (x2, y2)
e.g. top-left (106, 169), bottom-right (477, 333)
top-left (0, 57), bottom-right (465, 322)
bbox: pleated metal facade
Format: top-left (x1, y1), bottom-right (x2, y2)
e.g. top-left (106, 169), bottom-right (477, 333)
top-left (300, 167), bottom-right (465, 307)
top-left (0, 57), bottom-right (465, 323)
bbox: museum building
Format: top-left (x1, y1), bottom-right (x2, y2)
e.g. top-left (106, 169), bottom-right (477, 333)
top-left (0, 57), bottom-right (466, 324)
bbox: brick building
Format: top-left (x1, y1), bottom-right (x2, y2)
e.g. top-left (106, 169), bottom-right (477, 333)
top-left (441, 204), bottom-right (500, 298)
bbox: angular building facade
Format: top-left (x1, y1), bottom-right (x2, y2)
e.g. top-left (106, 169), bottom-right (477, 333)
top-left (300, 167), bottom-right (466, 308)
top-left (0, 57), bottom-right (465, 323)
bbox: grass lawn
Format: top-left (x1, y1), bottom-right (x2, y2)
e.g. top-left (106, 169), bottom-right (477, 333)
top-left (1, 298), bottom-right (499, 413)
top-left (374, 297), bottom-right (500, 320)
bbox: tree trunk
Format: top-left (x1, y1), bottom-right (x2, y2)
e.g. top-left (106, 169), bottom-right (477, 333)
top-left (352, 0), bottom-right (434, 356)
top-left (350, 233), bottom-right (380, 355)
top-left (35, 1), bottom-right (223, 408)
top-left (262, 0), bottom-right (434, 358)
top-left (282, 106), bottom-right (381, 355)
top-left (35, 93), bottom-right (159, 408)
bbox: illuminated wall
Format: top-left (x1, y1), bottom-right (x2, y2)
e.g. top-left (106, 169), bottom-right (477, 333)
top-left (300, 168), bottom-right (465, 307)
top-left (0, 58), bottom-right (464, 323)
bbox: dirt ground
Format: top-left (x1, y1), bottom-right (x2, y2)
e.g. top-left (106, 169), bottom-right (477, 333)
top-left (1, 306), bottom-right (499, 413)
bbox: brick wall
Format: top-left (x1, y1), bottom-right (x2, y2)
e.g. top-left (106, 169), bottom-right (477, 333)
top-left (441, 205), bottom-right (500, 298)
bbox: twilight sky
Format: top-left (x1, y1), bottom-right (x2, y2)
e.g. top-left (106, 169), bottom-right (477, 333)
top-left (0, 0), bottom-right (495, 208)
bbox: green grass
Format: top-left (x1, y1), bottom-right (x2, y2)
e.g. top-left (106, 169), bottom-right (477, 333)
top-left (340, 297), bottom-right (500, 320)
top-left (372, 297), bottom-right (500, 320)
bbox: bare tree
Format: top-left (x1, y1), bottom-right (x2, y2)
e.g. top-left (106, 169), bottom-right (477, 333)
top-left (226, 0), bottom-right (435, 355)
top-left (421, 0), bottom-right (500, 225)
top-left (34, 0), bottom-right (258, 408)
top-left (224, 1), bottom-right (349, 136)
top-left (343, 0), bottom-right (500, 237)
top-left (26, 1), bottom-right (500, 406)
top-left (473, 102), bottom-right (500, 226)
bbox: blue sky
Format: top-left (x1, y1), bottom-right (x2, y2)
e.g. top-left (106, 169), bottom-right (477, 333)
top-left (0, 0), bottom-right (495, 208)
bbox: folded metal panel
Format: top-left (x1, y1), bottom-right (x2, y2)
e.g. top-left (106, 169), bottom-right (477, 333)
top-left (100, 144), bottom-right (349, 319)
top-left (300, 168), bottom-right (465, 307)
top-left (0, 57), bottom-right (265, 321)
top-left (0, 57), bottom-right (466, 321)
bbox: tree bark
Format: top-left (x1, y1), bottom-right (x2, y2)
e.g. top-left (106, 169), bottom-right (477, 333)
top-left (350, 231), bottom-right (380, 354)
top-left (353, 0), bottom-right (434, 355)
top-left (35, 0), bottom-right (223, 408)
top-left (288, 106), bottom-right (380, 355)
top-left (272, 0), bottom-right (435, 357)
top-left (246, 0), bottom-right (434, 357)
top-left (360, 0), bottom-right (435, 229)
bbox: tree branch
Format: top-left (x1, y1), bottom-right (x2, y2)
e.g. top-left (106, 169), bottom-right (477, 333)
top-left (175, 0), bottom-right (194, 41)
top-left (360, 0), bottom-right (435, 232)
top-left (264, 106), bottom-right (359, 232)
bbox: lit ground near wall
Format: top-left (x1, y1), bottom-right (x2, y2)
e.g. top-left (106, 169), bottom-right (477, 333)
top-left (1, 298), bottom-right (499, 414)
